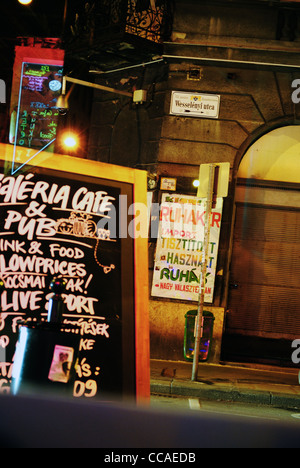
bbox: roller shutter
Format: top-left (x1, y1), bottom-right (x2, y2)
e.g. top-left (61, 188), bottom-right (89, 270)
top-left (227, 191), bottom-right (300, 341)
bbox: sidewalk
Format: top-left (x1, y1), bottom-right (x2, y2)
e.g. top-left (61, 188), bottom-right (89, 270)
top-left (150, 359), bottom-right (300, 409)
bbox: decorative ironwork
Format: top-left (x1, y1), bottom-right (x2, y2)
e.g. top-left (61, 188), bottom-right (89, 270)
top-left (68, 0), bottom-right (173, 44)
top-left (126, 0), bottom-right (174, 44)
top-left (66, 0), bottom-right (174, 70)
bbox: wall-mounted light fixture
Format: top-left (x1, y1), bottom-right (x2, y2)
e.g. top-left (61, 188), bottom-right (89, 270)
top-left (56, 75), bottom-right (149, 112)
top-left (56, 76), bottom-right (134, 112)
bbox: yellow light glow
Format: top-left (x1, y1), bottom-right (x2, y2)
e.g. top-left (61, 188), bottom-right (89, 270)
top-left (18, 0), bottom-right (33, 5)
top-left (64, 135), bottom-right (78, 149)
top-left (238, 125), bottom-right (300, 184)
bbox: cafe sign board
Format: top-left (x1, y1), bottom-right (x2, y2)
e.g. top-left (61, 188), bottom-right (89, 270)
top-left (170, 91), bottom-right (220, 119)
top-left (0, 143), bottom-right (149, 403)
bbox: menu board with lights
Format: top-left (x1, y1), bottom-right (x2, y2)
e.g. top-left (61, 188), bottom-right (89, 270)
top-left (15, 62), bottom-right (63, 149)
top-left (0, 144), bottom-right (150, 402)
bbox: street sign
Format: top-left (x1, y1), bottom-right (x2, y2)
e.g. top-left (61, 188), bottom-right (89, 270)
top-left (197, 162), bottom-right (230, 198)
top-left (160, 177), bottom-right (177, 191)
top-left (170, 91), bottom-right (220, 119)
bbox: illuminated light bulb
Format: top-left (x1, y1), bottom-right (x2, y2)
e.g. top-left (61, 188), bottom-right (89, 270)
top-left (64, 135), bottom-right (77, 148)
top-left (193, 180), bottom-right (200, 188)
top-left (18, 0), bottom-right (33, 5)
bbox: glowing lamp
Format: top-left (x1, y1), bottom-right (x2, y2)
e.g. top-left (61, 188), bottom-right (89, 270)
top-left (18, 0), bottom-right (33, 5)
top-left (63, 134), bottom-right (78, 149)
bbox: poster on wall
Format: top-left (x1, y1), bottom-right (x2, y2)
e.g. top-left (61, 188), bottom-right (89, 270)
top-left (151, 193), bottom-right (223, 303)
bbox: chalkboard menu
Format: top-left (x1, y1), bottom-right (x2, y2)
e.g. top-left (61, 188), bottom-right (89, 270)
top-left (15, 62), bottom-right (63, 149)
top-left (0, 145), bottom-right (150, 401)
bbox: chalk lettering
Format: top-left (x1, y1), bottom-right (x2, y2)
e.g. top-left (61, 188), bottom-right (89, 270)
top-left (61, 294), bottom-right (98, 316)
top-left (73, 379), bottom-right (97, 398)
top-left (4, 211), bottom-right (57, 240)
top-left (1, 290), bottom-right (43, 312)
top-left (0, 174), bottom-right (71, 209)
top-left (72, 188), bottom-right (115, 214)
top-left (0, 169), bottom-right (124, 400)
top-left (3, 274), bottom-right (46, 290)
top-left (0, 240), bottom-right (27, 254)
top-left (49, 244), bottom-right (84, 259)
top-left (0, 254), bottom-right (86, 277)
top-left (65, 278), bottom-right (84, 293)
top-left (79, 339), bottom-right (96, 351)
top-left (63, 318), bottom-right (110, 338)
top-left (76, 357), bottom-right (92, 378)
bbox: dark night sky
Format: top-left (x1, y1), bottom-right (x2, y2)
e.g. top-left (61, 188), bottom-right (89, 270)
top-left (0, 0), bottom-right (68, 90)
top-left (0, 0), bottom-right (66, 38)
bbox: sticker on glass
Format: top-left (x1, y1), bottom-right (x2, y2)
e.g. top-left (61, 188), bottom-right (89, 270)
top-left (48, 345), bottom-right (74, 384)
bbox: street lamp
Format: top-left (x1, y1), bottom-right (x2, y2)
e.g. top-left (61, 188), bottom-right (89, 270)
top-left (18, 0), bottom-right (33, 4)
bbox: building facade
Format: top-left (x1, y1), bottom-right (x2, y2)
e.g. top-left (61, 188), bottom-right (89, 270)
top-left (84, 0), bottom-right (300, 367)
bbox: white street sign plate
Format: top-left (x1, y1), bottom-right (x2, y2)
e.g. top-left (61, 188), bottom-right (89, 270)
top-left (170, 91), bottom-right (220, 119)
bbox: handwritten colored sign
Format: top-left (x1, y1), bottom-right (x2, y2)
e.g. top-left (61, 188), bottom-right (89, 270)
top-left (15, 62), bottom-right (63, 149)
top-left (151, 194), bottom-right (223, 303)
